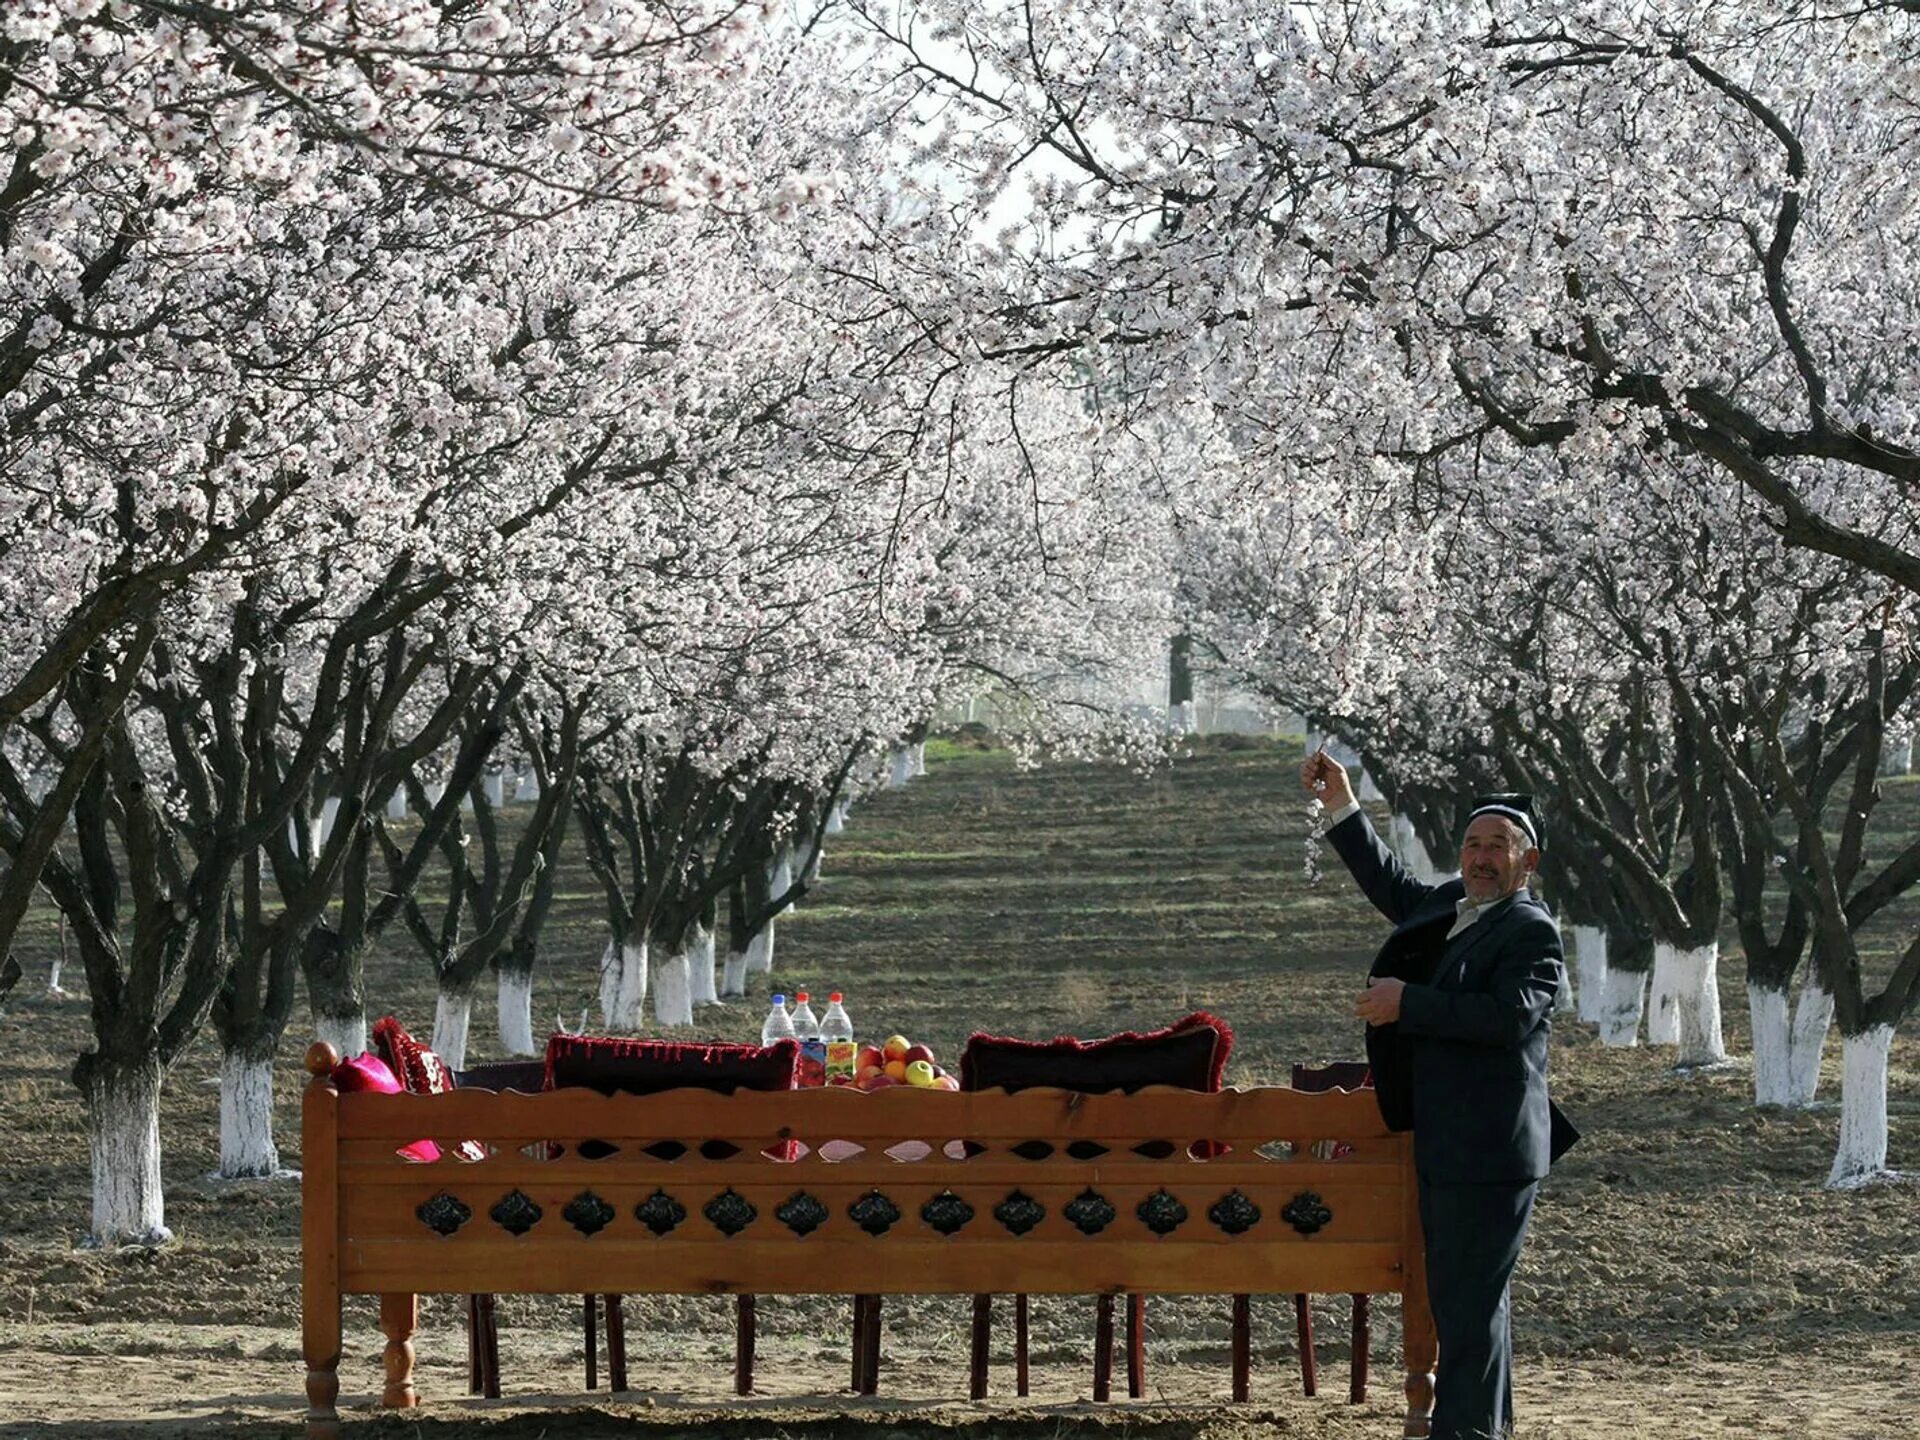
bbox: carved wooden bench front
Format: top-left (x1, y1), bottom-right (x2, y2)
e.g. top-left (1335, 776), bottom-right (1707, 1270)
top-left (300, 1042), bottom-right (1437, 1437)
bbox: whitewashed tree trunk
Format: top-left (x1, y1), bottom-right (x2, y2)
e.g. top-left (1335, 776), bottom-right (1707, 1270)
top-left (799, 840), bottom-right (823, 887)
top-left (1876, 736), bottom-right (1912, 777)
top-left (483, 771), bottom-right (507, 808)
top-left (1553, 959), bottom-right (1575, 1014)
top-left (1827, 1026), bottom-right (1896, 1189)
top-left (514, 770), bottom-right (541, 803)
top-left (1659, 942), bottom-right (1726, 1066)
top-left (722, 949), bottom-right (751, 998)
top-left (48, 947), bottom-right (68, 998)
top-left (1750, 986), bottom-right (1794, 1107)
top-left (83, 1062), bottom-right (170, 1246)
top-left (315, 1011), bottom-right (367, 1061)
top-left (1646, 945), bottom-right (1681, 1045)
top-left (385, 788), bottom-right (408, 821)
top-left (886, 747), bottom-right (914, 787)
top-left (425, 779), bottom-right (447, 807)
top-left (496, 969), bottom-right (537, 1057)
top-left (432, 988), bottom-right (474, 1072)
top-left (653, 945), bottom-right (694, 1028)
top-left (768, 852), bottom-right (793, 909)
top-left (689, 925), bottom-right (718, 1005)
top-left (825, 799), bottom-right (847, 836)
top-left (1356, 767), bottom-right (1382, 803)
top-left (1571, 926), bottom-right (1608, 1026)
top-left (1598, 967), bottom-right (1647, 1047)
top-left (909, 740), bottom-right (927, 777)
top-left (1788, 985), bottom-right (1834, 1107)
top-left (1167, 699), bottom-right (1196, 734)
top-left (216, 1049), bottom-right (285, 1179)
top-left (744, 921), bottom-right (776, 977)
top-left (599, 936), bottom-right (647, 1031)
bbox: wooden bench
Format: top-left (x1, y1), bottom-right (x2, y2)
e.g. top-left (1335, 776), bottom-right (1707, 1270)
top-left (300, 1042), bottom-right (1437, 1436)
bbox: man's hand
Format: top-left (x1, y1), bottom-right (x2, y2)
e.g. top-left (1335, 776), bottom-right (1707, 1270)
top-left (1355, 978), bottom-right (1405, 1026)
top-left (1301, 748), bottom-right (1356, 813)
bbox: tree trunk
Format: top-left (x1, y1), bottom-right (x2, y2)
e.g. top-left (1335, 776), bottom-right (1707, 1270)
top-left (1570, 925), bottom-right (1608, 1026)
top-left (825, 799), bottom-right (847, 836)
top-left (1827, 1025), bottom-right (1895, 1189)
top-left (1750, 985), bottom-right (1794, 1107)
top-left (1787, 985), bottom-right (1833, 1107)
top-left (1656, 942), bottom-right (1726, 1067)
top-left (1598, 966), bottom-right (1647, 1047)
top-left (909, 741), bottom-right (927, 778)
top-left (689, 924), bottom-right (718, 1006)
top-left (1646, 944), bottom-right (1681, 1045)
top-left (495, 966), bottom-right (537, 1058)
top-left (722, 949), bottom-right (751, 998)
top-left (599, 934), bottom-right (647, 1031)
top-left (79, 1056), bottom-right (170, 1246)
top-left (653, 944), bottom-right (694, 1028)
top-left (484, 771), bottom-right (506, 808)
top-left (313, 1010), bottom-right (367, 1062)
top-left (745, 920), bottom-right (776, 977)
top-left (768, 851), bottom-right (793, 906)
top-left (886, 747), bottom-right (914, 788)
top-left (432, 985), bottom-right (474, 1071)
top-left (216, 1042), bottom-right (285, 1179)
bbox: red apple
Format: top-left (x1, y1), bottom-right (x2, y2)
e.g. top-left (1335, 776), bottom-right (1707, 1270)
top-left (902, 1043), bottom-right (936, 1067)
top-left (931, 1075), bottom-right (960, 1092)
top-left (882, 1034), bottom-right (912, 1061)
top-left (855, 1045), bottom-right (885, 1073)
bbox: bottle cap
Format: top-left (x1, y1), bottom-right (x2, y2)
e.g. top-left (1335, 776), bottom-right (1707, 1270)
top-left (829, 992), bottom-right (842, 1003)
top-left (771, 994), bottom-right (786, 1005)
top-left (795, 991), bottom-right (809, 1002)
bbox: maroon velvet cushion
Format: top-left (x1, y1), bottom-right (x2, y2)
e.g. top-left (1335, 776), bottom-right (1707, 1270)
top-left (958, 1011), bottom-right (1233, 1094)
top-left (372, 1015), bottom-right (486, 1162)
top-left (330, 1051), bottom-right (440, 1164)
top-left (544, 1034), bottom-right (801, 1096)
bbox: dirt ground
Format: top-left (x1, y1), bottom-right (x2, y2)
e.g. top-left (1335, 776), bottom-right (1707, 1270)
top-left (1, 738), bottom-right (1915, 1439)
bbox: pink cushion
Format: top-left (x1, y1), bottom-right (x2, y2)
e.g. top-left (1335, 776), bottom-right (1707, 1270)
top-left (331, 1052), bottom-right (440, 1163)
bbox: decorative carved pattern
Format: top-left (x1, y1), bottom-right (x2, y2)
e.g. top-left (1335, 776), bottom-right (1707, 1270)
top-left (848, 1190), bottom-right (902, 1236)
top-left (490, 1189), bottom-right (543, 1236)
top-left (994, 1190), bottom-right (1046, 1236)
top-left (1064, 1188), bottom-right (1117, 1236)
top-left (563, 1191), bottom-right (615, 1236)
top-left (920, 1190), bottom-right (974, 1236)
top-left (1283, 1191), bottom-right (1333, 1236)
top-left (1208, 1190), bottom-right (1261, 1235)
top-left (776, 1191), bottom-right (830, 1236)
top-left (417, 1192), bottom-right (471, 1236)
top-left (1136, 1188), bottom-right (1188, 1236)
top-left (704, 1188), bottom-right (757, 1237)
top-left (635, 1189), bottom-right (686, 1236)
top-left (1010, 1139), bottom-right (1055, 1160)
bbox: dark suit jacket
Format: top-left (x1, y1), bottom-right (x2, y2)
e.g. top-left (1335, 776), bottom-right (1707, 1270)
top-left (1327, 808), bottom-right (1571, 1184)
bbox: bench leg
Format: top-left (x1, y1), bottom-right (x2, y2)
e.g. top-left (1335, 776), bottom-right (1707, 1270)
top-left (584, 1293), bottom-right (598, 1390)
top-left (480, 1293), bottom-right (499, 1399)
top-left (303, 1287), bottom-right (341, 1440)
top-left (1015, 1294), bottom-right (1030, 1398)
top-left (1231, 1294), bottom-right (1251, 1402)
top-left (1126, 1294), bottom-right (1146, 1398)
top-left (379, 1292), bottom-right (418, 1409)
top-left (606, 1295), bottom-right (628, 1393)
top-left (1093, 1295), bottom-right (1114, 1402)
top-left (735, 1295), bottom-right (756, 1396)
top-left (1295, 1293), bottom-right (1317, 1397)
top-left (467, 1295), bottom-right (483, 1396)
top-left (861, 1295), bottom-right (882, 1396)
top-left (969, 1294), bottom-right (991, 1400)
top-left (1351, 1293), bottom-right (1370, 1403)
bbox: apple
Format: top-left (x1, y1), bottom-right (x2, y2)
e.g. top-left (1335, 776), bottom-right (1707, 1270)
top-left (902, 1043), bottom-right (936, 1067)
top-left (882, 1034), bottom-right (912, 1061)
top-left (883, 1058), bottom-right (908, 1081)
top-left (931, 1075), bottom-right (960, 1091)
top-left (855, 1045), bottom-right (885, 1073)
top-left (863, 1073), bottom-right (901, 1089)
top-left (905, 1059), bottom-right (937, 1088)
top-left (856, 1064), bottom-right (887, 1086)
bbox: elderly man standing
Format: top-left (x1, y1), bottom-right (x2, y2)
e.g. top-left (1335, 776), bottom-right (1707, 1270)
top-left (1302, 750), bottom-right (1575, 1440)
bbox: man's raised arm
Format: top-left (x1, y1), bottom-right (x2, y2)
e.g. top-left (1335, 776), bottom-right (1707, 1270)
top-left (1301, 750), bottom-right (1434, 926)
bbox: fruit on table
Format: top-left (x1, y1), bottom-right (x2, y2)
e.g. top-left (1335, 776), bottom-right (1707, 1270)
top-left (902, 1043), bottom-right (935, 1067)
top-left (855, 1045), bottom-right (885, 1073)
top-left (931, 1075), bottom-right (960, 1091)
top-left (883, 1058), bottom-right (908, 1081)
top-left (905, 1059), bottom-right (937, 1088)
top-left (882, 1035), bottom-right (912, 1061)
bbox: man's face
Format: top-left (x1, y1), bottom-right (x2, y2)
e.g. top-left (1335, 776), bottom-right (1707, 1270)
top-left (1458, 815), bottom-right (1536, 903)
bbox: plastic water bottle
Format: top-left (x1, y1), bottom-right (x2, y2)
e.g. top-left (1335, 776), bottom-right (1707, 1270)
top-left (821, 992), bottom-right (856, 1086)
top-left (761, 993), bottom-right (795, 1047)
top-left (790, 991), bottom-right (825, 1086)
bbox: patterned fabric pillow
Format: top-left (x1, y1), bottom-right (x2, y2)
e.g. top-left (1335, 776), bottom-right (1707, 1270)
top-left (371, 1015), bottom-right (487, 1162)
top-left (958, 1010), bottom-right (1234, 1094)
top-left (544, 1034), bottom-right (801, 1095)
top-left (329, 1051), bottom-right (441, 1164)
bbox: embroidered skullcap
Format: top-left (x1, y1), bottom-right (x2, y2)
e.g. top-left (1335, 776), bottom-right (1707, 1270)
top-left (1468, 793), bottom-right (1539, 849)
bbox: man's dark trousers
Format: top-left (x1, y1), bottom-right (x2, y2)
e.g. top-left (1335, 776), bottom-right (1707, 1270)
top-left (1420, 1179), bottom-right (1538, 1440)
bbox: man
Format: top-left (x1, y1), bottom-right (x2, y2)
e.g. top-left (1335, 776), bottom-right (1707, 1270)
top-left (1302, 750), bottom-right (1574, 1440)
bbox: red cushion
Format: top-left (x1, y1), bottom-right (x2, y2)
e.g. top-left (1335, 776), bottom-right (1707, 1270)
top-left (330, 1052), bottom-right (440, 1163)
top-left (544, 1034), bottom-right (801, 1095)
top-left (371, 1016), bottom-right (485, 1162)
top-left (959, 1011), bottom-right (1233, 1094)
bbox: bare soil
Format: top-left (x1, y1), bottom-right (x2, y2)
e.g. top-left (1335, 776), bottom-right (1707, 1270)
top-left (1, 738), bottom-right (1914, 1439)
